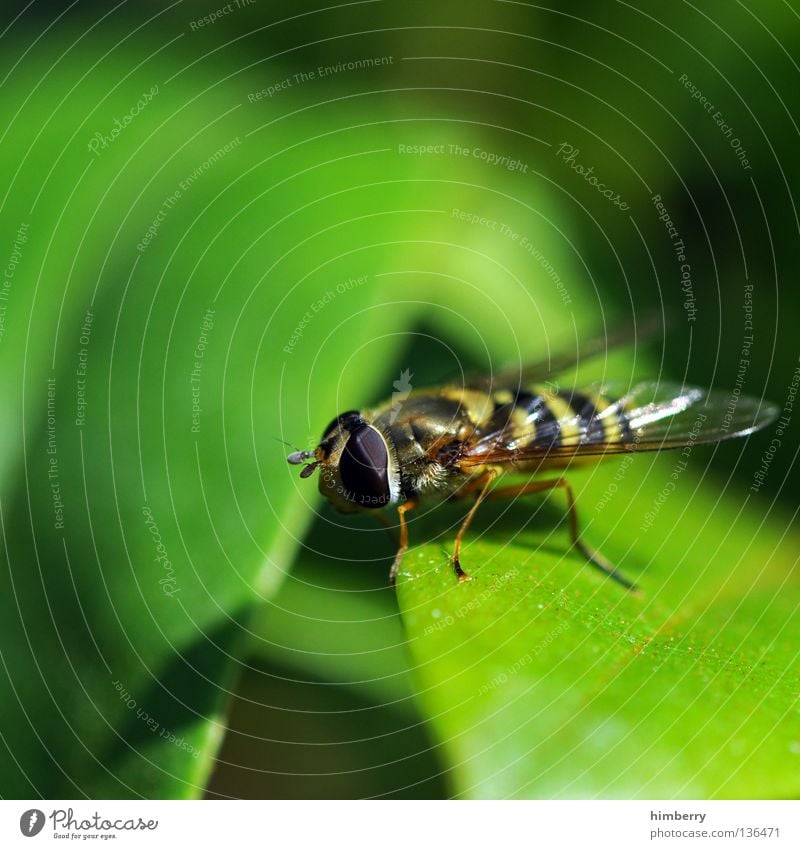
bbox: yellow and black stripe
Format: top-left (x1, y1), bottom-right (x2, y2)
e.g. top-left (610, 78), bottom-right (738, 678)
top-left (485, 384), bottom-right (633, 448)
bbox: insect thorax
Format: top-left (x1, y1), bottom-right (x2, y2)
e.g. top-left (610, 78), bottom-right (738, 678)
top-left (372, 392), bottom-right (482, 499)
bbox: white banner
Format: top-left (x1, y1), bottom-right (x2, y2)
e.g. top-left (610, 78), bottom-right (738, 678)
top-left (1, 800), bottom-right (797, 848)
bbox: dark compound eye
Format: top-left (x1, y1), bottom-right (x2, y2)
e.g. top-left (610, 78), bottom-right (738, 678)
top-left (319, 410), bottom-right (362, 441)
top-left (339, 424), bottom-right (390, 509)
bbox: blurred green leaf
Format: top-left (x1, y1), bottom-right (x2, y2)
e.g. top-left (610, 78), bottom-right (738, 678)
top-left (205, 655), bottom-right (448, 800)
top-left (0, 38), bottom-right (583, 797)
top-left (4, 8), bottom-right (796, 800)
top-left (208, 520), bottom-right (449, 799)
top-left (246, 525), bottom-right (416, 714)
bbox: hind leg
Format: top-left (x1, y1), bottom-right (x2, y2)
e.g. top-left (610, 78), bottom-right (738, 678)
top-left (486, 478), bottom-right (638, 591)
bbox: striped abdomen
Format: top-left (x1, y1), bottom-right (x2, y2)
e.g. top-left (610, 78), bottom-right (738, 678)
top-left (482, 384), bottom-right (633, 448)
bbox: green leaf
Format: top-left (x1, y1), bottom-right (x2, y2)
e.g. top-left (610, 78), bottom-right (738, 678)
top-left (398, 455), bottom-right (800, 798)
top-left (246, 536), bottom-right (417, 715)
top-left (207, 521), bottom-right (449, 799)
top-left (0, 38), bottom-right (580, 797)
top-left (8, 20), bottom-right (792, 802)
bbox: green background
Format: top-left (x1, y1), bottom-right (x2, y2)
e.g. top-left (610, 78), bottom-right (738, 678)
top-left (0, 0), bottom-right (798, 799)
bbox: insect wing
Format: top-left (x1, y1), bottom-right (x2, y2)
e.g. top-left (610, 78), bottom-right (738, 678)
top-left (459, 381), bottom-right (779, 466)
top-left (462, 315), bottom-right (662, 393)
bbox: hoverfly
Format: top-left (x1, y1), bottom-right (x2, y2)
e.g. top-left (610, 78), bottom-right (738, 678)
top-left (287, 332), bottom-right (777, 590)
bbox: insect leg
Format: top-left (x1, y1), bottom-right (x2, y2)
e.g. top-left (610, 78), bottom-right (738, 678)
top-left (389, 500), bottom-right (417, 586)
top-left (452, 469), bottom-right (498, 582)
top-left (487, 478), bottom-right (638, 591)
top-left (369, 509), bottom-right (400, 556)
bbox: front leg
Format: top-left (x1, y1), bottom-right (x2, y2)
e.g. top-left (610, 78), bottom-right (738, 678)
top-left (451, 469), bottom-right (498, 582)
top-left (388, 499), bottom-right (417, 585)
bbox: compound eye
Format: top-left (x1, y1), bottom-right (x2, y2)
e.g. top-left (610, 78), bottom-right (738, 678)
top-left (319, 410), bottom-right (361, 441)
top-left (339, 425), bottom-right (390, 509)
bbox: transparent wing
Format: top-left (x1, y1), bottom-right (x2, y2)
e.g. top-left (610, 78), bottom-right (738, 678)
top-left (459, 381), bottom-right (779, 466)
top-left (463, 315), bottom-right (663, 392)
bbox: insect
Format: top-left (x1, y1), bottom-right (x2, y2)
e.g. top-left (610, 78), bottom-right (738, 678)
top-left (287, 332), bottom-right (777, 590)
